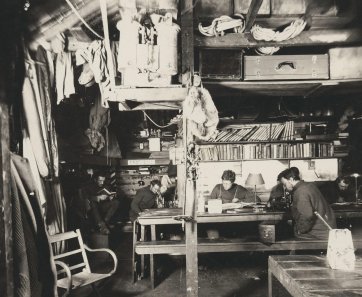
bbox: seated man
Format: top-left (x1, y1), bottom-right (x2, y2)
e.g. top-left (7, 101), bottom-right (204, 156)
top-left (206, 170), bottom-right (260, 238)
top-left (209, 170), bottom-right (260, 204)
top-left (160, 164), bottom-right (177, 207)
top-left (268, 167), bottom-right (298, 209)
top-left (129, 180), bottom-right (162, 222)
top-left (280, 167), bottom-right (336, 240)
top-left (316, 176), bottom-right (353, 204)
top-left (83, 171), bottom-right (120, 235)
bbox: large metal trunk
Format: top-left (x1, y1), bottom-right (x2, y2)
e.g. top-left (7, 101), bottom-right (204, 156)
top-left (244, 54), bottom-right (329, 80)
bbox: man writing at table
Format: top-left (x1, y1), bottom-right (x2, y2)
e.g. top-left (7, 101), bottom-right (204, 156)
top-left (209, 170), bottom-right (260, 204)
top-left (280, 167), bottom-right (336, 239)
top-left (129, 179), bottom-right (162, 222)
top-left (206, 170), bottom-right (260, 239)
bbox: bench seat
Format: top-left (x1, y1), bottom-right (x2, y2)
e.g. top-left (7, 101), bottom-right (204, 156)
top-left (135, 236), bottom-right (362, 255)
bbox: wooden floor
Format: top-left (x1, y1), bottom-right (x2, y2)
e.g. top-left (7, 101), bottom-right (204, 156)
top-left (70, 229), bottom-right (361, 297)
top-left (70, 230), bottom-right (272, 297)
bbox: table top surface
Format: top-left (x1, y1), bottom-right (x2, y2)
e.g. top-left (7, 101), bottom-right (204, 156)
top-left (269, 255), bottom-right (362, 296)
top-left (137, 205), bottom-right (362, 224)
top-left (137, 207), bottom-right (290, 224)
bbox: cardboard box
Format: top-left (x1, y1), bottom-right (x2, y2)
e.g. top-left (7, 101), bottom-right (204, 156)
top-left (148, 137), bottom-right (161, 151)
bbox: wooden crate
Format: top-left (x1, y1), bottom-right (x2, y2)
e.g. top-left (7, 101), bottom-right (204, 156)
top-left (244, 54), bottom-right (329, 80)
top-left (329, 47), bottom-right (362, 79)
top-left (199, 49), bottom-right (243, 80)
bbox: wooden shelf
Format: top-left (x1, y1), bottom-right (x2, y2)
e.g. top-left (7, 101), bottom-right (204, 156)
top-left (112, 86), bottom-right (188, 103)
top-left (79, 154), bottom-right (169, 166)
top-left (119, 158), bottom-right (170, 166)
top-left (194, 28), bottom-right (362, 48)
top-left (198, 139), bottom-right (338, 145)
top-left (199, 157), bottom-right (343, 162)
top-left (203, 78), bottom-right (362, 98)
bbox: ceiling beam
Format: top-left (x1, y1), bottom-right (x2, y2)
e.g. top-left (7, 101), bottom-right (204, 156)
top-left (244, 0), bottom-right (264, 32)
top-left (195, 28), bottom-right (362, 48)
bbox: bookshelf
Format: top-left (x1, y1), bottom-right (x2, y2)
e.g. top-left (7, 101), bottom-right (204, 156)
top-left (197, 120), bottom-right (348, 162)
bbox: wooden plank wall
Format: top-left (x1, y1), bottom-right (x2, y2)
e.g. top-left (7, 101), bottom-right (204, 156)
top-left (0, 103), bottom-right (13, 297)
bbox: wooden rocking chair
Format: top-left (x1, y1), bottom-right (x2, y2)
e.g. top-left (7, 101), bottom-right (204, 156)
top-left (49, 229), bottom-right (118, 297)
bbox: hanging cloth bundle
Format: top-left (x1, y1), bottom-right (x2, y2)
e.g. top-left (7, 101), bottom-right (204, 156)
top-left (183, 77), bottom-right (219, 141)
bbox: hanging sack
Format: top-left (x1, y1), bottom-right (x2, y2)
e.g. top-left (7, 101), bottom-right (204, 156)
top-left (315, 211), bottom-right (355, 270)
top-left (327, 228), bottom-right (355, 270)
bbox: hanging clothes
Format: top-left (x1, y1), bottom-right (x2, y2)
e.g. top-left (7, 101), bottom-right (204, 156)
top-left (76, 40), bottom-right (113, 107)
top-left (11, 172), bottom-right (31, 297)
top-left (22, 76), bottom-right (50, 178)
top-left (85, 93), bottom-right (110, 151)
top-left (11, 155), bottom-right (57, 297)
top-left (35, 46), bottom-right (60, 177)
top-left (55, 51), bottom-right (75, 104)
top-left (25, 47), bottom-right (66, 234)
top-left (22, 132), bottom-right (47, 206)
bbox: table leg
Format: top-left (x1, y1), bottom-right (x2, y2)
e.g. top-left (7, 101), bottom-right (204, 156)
top-left (140, 225), bottom-right (145, 278)
top-left (268, 266), bottom-right (272, 297)
top-left (150, 224), bottom-right (156, 289)
top-left (132, 222), bottom-right (137, 283)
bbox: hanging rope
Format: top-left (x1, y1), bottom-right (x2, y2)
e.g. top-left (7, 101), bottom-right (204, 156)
top-left (199, 14), bottom-right (245, 37)
top-left (64, 0), bottom-right (104, 39)
top-left (251, 18), bottom-right (307, 55)
top-left (143, 111), bottom-right (177, 129)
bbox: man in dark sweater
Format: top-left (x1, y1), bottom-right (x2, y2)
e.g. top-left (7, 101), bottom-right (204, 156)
top-left (209, 170), bottom-right (260, 204)
top-left (129, 180), bottom-right (161, 221)
top-left (83, 171), bottom-right (120, 234)
top-left (316, 176), bottom-right (353, 204)
top-left (280, 167), bottom-right (336, 239)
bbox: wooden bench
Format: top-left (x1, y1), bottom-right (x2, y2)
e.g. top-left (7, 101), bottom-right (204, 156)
top-left (135, 236), bottom-right (362, 288)
top-left (135, 236), bottom-right (362, 255)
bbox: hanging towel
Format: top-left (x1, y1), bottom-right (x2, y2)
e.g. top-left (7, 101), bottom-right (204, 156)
top-left (55, 51), bottom-right (75, 104)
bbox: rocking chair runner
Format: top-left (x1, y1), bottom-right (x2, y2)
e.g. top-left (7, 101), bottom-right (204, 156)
top-left (49, 229), bottom-right (118, 297)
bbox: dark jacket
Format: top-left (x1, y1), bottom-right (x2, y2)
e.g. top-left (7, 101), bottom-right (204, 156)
top-left (210, 183), bottom-right (260, 204)
top-left (129, 186), bottom-right (158, 221)
top-left (291, 181), bottom-right (336, 239)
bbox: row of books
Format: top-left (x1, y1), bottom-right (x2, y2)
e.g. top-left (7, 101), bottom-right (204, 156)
top-left (211, 121), bottom-right (295, 142)
top-left (199, 142), bottom-right (337, 161)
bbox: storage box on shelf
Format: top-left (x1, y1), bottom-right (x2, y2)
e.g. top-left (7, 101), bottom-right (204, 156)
top-left (244, 54), bottom-right (329, 81)
top-left (329, 46), bottom-right (362, 79)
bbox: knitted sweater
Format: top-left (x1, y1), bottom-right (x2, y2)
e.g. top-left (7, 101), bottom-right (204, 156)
top-left (291, 181), bottom-right (336, 239)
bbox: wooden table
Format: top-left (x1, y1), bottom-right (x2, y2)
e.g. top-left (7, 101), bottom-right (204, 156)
top-left (135, 207), bottom-right (362, 290)
top-left (135, 208), bottom-right (287, 286)
top-left (268, 255), bottom-right (362, 296)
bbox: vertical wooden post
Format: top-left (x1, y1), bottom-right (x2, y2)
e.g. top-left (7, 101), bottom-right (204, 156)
top-left (181, 0), bottom-right (197, 295)
top-left (181, 0), bottom-right (194, 85)
top-left (184, 118), bottom-right (198, 297)
top-left (0, 103), bottom-right (13, 297)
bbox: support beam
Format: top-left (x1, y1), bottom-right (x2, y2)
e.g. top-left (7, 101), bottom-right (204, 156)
top-left (0, 103), bottom-right (13, 297)
top-left (194, 28), bottom-right (362, 48)
top-left (244, 0), bottom-right (264, 32)
top-left (181, 0), bottom-right (198, 295)
top-left (181, 0), bottom-right (194, 85)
